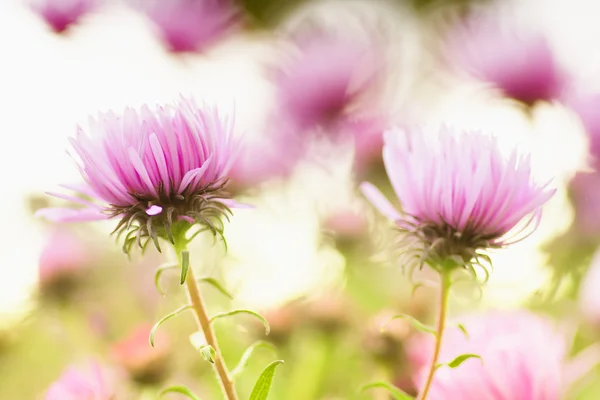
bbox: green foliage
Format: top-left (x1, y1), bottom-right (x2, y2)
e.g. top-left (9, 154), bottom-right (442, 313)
top-left (360, 381), bottom-right (414, 400)
top-left (159, 385), bottom-right (202, 400)
top-left (232, 341), bottom-right (277, 378)
top-left (197, 277), bottom-right (234, 299)
top-left (210, 309), bottom-right (271, 335)
top-left (198, 344), bottom-right (217, 364)
top-left (180, 250), bottom-right (190, 284)
top-left (249, 360), bottom-right (285, 400)
top-left (150, 304), bottom-right (193, 347)
top-left (437, 353), bottom-right (482, 369)
top-left (154, 263), bottom-right (178, 296)
top-left (381, 313), bottom-right (436, 335)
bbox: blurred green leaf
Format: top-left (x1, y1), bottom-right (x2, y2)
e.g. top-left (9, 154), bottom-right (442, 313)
top-left (150, 304), bottom-right (193, 347)
top-left (180, 250), bottom-right (190, 284)
top-left (232, 340), bottom-right (277, 378)
top-left (159, 385), bottom-right (201, 400)
top-left (360, 381), bottom-right (414, 399)
top-left (197, 277), bottom-right (234, 299)
top-left (154, 263), bottom-right (178, 296)
top-left (381, 313), bottom-right (436, 335)
top-left (457, 323), bottom-right (469, 339)
top-left (198, 344), bottom-right (216, 364)
top-left (437, 353), bottom-right (482, 369)
top-left (210, 309), bottom-right (270, 335)
top-left (249, 360), bottom-right (285, 400)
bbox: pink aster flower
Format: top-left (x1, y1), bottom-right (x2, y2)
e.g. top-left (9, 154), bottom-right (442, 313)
top-left (35, 96), bottom-right (242, 253)
top-left (30, 0), bottom-right (99, 33)
top-left (138, 0), bottom-right (241, 53)
top-left (406, 310), bottom-right (600, 400)
top-left (446, 12), bottom-right (566, 106)
top-left (45, 360), bottom-right (117, 400)
top-left (272, 29), bottom-right (382, 132)
top-left (361, 126), bottom-right (554, 273)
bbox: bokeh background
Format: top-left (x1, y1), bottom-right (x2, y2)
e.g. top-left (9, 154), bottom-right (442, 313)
top-left (1, 0), bottom-right (600, 398)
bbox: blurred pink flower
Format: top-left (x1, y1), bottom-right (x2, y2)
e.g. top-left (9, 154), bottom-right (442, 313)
top-left (39, 227), bottom-right (91, 285)
top-left (407, 310), bottom-right (599, 400)
top-left (447, 13), bottom-right (566, 105)
top-left (579, 247), bottom-right (600, 327)
top-left (140, 0), bottom-right (241, 53)
top-left (272, 30), bottom-right (382, 131)
top-left (111, 324), bottom-right (170, 384)
top-left (568, 172), bottom-right (600, 238)
top-left (30, 0), bottom-right (99, 33)
top-left (324, 209), bottom-right (368, 239)
top-left (566, 92), bottom-right (600, 168)
top-left (361, 126), bottom-right (554, 270)
top-left (45, 360), bottom-right (116, 400)
top-left (35, 96), bottom-right (243, 253)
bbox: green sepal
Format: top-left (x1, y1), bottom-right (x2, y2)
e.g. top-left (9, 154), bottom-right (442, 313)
top-left (150, 304), bottom-right (192, 347)
top-left (180, 250), bottom-right (190, 284)
top-left (359, 381), bottom-right (414, 399)
top-left (210, 309), bottom-right (270, 335)
top-left (249, 360), bottom-right (284, 400)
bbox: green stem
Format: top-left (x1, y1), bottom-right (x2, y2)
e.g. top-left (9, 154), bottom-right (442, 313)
top-left (417, 271), bottom-right (451, 400)
top-left (176, 243), bottom-right (239, 400)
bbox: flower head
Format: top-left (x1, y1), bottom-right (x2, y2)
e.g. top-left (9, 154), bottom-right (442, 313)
top-left (30, 0), bottom-right (99, 33)
top-left (36, 97), bottom-right (241, 253)
top-left (45, 360), bottom-right (117, 400)
top-left (406, 310), bottom-right (595, 400)
top-left (140, 0), bottom-right (241, 53)
top-left (361, 126), bottom-right (554, 273)
top-left (447, 12), bottom-right (565, 106)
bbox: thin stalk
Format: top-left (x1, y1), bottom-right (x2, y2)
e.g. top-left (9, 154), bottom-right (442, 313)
top-left (417, 271), bottom-right (451, 400)
top-left (178, 249), bottom-right (239, 400)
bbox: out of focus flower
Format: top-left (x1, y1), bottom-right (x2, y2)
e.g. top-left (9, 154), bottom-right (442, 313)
top-left (272, 30), bottom-right (382, 132)
top-left (111, 324), bottom-right (170, 384)
top-left (363, 310), bottom-right (410, 364)
top-left (406, 310), bottom-right (599, 400)
top-left (138, 0), bottom-right (241, 53)
top-left (446, 12), bottom-right (566, 106)
top-left (568, 172), bottom-right (600, 238)
top-left (45, 360), bottom-right (117, 400)
top-left (579, 247), bottom-right (600, 328)
top-left (30, 0), bottom-right (99, 33)
top-left (35, 97), bottom-right (243, 254)
top-left (566, 92), bottom-right (600, 168)
top-left (361, 126), bottom-right (554, 273)
top-left (324, 209), bottom-right (368, 240)
top-left (255, 301), bottom-right (305, 344)
top-left (38, 227), bottom-right (92, 299)
top-left (305, 295), bottom-right (352, 333)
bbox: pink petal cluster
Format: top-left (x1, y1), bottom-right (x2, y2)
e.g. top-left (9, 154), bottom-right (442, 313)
top-left (407, 310), bottom-right (587, 400)
top-left (36, 96), bottom-right (239, 224)
top-left (362, 126), bottom-right (554, 248)
top-left (447, 13), bottom-right (565, 105)
top-left (45, 360), bottom-right (116, 400)
top-left (272, 30), bottom-right (381, 131)
top-left (140, 0), bottom-right (240, 53)
top-left (30, 0), bottom-right (99, 33)
top-left (38, 227), bottom-right (91, 285)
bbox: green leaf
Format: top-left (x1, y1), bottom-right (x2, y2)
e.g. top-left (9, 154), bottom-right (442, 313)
top-left (457, 323), bottom-right (469, 339)
top-left (150, 304), bottom-right (192, 347)
top-left (198, 344), bottom-right (216, 364)
top-left (231, 341), bottom-right (277, 378)
top-left (437, 353), bottom-right (483, 369)
top-left (249, 360), bottom-right (284, 400)
top-left (154, 263), bottom-right (178, 296)
top-left (210, 309), bottom-right (270, 335)
top-left (381, 313), bottom-right (435, 335)
top-left (197, 277), bottom-right (233, 299)
top-left (159, 385), bottom-right (201, 400)
top-left (180, 250), bottom-right (190, 285)
top-left (359, 381), bottom-right (414, 400)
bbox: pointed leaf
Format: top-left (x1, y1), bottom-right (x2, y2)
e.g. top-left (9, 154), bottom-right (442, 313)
top-left (198, 277), bottom-right (234, 299)
top-left (359, 381), bottom-right (414, 400)
top-left (457, 323), bottom-right (469, 339)
top-left (210, 309), bottom-right (270, 335)
top-left (437, 353), bottom-right (483, 369)
top-left (198, 344), bottom-right (216, 364)
top-left (154, 263), bottom-right (178, 296)
top-left (381, 314), bottom-right (435, 335)
top-left (150, 304), bottom-right (192, 347)
top-left (180, 250), bottom-right (190, 284)
top-left (232, 341), bottom-right (277, 378)
top-left (159, 385), bottom-right (201, 400)
top-left (249, 360), bottom-right (284, 400)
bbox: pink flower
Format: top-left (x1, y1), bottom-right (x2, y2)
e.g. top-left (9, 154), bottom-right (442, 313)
top-left (30, 0), bottom-right (99, 33)
top-left (272, 30), bottom-right (381, 131)
top-left (361, 126), bottom-right (554, 271)
top-left (565, 92), bottom-right (600, 168)
top-left (139, 0), bottom-right (241, 53)
top-left (568, 172), bottom-right (600, 238)
top-left (406, 310), bottom-right (598, 400)
top-left (579, 247), bottom-right (600, 328)
top-left (35, 96), bottom-right (242, 253)
top-left (447, 12), bottom-right (566, 105)
top-left (39, 227), bottom-right (90, 284)
top-left (111, 324), bottom-right (170, 384)
top-left (45, 360), bottom-right (116, 400)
